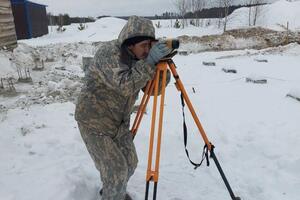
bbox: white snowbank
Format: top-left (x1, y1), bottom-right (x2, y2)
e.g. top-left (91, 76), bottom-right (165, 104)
top-left (19, 17), bottom-right (126, 46)
top-left (228, 0), bottom-right (300, 31)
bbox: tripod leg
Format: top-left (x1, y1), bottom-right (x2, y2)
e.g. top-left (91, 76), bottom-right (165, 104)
top-left (145, 180), bottom-right (150, 200)
top-left (154, 64), bottom-right (167, 178)
top-left (131, 79), bottom-right (155, 137)
top-left (153, 182), bottom-right (158, 200)
top-left (168, 60), bottom-right (241, 200)
top-left (211, 150), bottom-right (241, 200)
top-left (145, 63), bottom-right (168, 200)
top-left (132, 80), bottom-right (151, 131)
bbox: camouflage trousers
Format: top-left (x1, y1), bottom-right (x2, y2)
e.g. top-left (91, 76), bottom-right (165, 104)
top-left (78, 122), bottom-right (138, 200)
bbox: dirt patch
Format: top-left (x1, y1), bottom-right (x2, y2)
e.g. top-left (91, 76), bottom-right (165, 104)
top-left (178, 27), bottom-right (300, 53)
top-left (224, 27), bottom-right (278, 38)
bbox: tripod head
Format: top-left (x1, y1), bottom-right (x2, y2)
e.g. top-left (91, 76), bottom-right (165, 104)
top-left (164, 38), bottom-right (179, 60)
top-left (153, 38), bottom-right (179, 63)
top-left (160, 50), bottom-right (178, 62)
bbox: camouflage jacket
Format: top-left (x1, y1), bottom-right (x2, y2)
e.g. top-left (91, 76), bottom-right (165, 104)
top-left (75, 16), bottom-right (159, 138)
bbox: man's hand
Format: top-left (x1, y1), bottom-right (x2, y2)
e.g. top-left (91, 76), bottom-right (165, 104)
top-left (146, 41), bottom-right (172, 66)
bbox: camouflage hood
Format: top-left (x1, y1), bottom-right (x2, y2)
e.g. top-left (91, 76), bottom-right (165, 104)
top-left (75, 16), bottom-right (159, 138)
top-left (118, 16), bottom-right (155, 46)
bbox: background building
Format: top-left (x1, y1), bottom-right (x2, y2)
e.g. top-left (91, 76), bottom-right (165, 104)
top-left (11, 0), bottom-right (48, 40)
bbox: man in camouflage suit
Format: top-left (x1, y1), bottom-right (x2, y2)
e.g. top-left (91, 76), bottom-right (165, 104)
top-left (75, 16), bottom-right (172, 200)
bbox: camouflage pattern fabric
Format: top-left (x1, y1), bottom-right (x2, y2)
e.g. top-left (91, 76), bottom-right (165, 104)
top-left (117, 15), bottom-right (155, 45)
top-left (75, 16), bottom-right (159, 200)
top-left (78, 123), bottom-right (137, 200)
top-left (75, 16), bottom-right (157, 136)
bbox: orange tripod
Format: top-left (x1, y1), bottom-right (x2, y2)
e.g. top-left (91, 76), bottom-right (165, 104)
top-left (131, 56), bottom-right (241, 200)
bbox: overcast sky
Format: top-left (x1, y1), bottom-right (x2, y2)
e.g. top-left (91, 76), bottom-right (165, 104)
top-left (32, 0), bottom-right (177, 17)
top-left (32, 0), bottom-right (278, 17)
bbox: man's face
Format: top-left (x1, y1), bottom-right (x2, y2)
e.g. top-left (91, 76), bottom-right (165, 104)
top-left (128, 40), bottom-right (151, 60)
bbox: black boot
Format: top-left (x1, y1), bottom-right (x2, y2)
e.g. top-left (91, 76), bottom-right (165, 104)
top-left (124, 193), bottom-right (133, 200)
top-left (99, 189), bottom-right (133, 200)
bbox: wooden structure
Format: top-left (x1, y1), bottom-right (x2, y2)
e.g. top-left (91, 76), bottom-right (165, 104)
top-left (0, 0), bottom-right (17, 50)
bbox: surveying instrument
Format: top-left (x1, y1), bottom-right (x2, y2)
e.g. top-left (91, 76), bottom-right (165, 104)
top-left (131, 40), bottom-right (241, 200)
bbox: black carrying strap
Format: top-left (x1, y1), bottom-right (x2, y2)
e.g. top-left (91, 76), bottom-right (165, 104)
top-left (180, 93), bottom-right (210, 169)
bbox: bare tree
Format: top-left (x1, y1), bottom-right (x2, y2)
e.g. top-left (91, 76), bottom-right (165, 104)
top-left (48, 12), bottom-right (53, 32)
top-left (58, 14), bottom-right (64, 27)
top-left (190, 0), bottom-right (206, 27)
top-left (247, 0), bottom-right (254, 26)
top-left (248, 0), bottom-right (264, 26)
top-left (221, 0), bottom-right (232, 32)
top-left (217, 0), bottom-right (222, 29)
top-left (189, 0), bottom-right (196, 13)
top-left (189, 0), bottom-right (197, 25)
top-left (252, 0), bottom-right (264, 26)
top-left (57, 14), bottom-right (66, 32)
top-left (174, 0), bottom-right (189, 28)
top-left (198, 0), bottom-right (206, 27)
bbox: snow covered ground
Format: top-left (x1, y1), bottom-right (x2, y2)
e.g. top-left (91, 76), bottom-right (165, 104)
top-left (1, 1), bottom-right (300, 200)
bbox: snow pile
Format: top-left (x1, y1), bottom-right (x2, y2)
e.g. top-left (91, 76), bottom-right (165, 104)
top-left (20, 17), bottom-right (222, 47)
top-left (19, 17), bottom-right (126, 46)
top-left (228, 0), bottom-right (300, 31)
top-left (1, 4), bottom-right (300, 200)
top-left (0, 42), bottom-right (100, 110)
top-left (259, 0), bottom-right (300, 30)
top-left (0, 51), bottom-right (16, 77)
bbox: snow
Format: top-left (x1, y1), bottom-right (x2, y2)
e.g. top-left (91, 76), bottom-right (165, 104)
top-left (0, 53), bottom-right (16, 77)
top-left (227, 0), bottom-right (300, 31)
top-left (18, 17), bottom-right (127, 46)
top-left (1, 1), bottom-right (300, 200)
top-left (287, 88), bottom-right (300, 100)
top-left (153, 18), bottom-right (223, 38)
